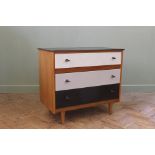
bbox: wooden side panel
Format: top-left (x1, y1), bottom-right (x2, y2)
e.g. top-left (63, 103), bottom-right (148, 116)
top-left (119, 51), bottom-right (124, 101)
top-left (39, 50), bottom-right (55, 113)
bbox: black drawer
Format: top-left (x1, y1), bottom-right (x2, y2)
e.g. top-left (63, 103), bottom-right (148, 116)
top-left (56, 84), bottom-right (120, 109)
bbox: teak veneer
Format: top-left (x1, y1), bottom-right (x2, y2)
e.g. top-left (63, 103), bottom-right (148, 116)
top-left (39, 47), bottom-right (124, 124)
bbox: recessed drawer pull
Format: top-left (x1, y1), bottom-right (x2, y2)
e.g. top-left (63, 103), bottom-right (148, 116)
top-left (65, 96), bottom-right (70, 100)
top-left (111, 75), bottom-right (116, 78)
top-left (65, 79), bottom-right (71, 83)
top-left (112, 57), bottom-right (116, 60)
top-left (110, 89), bottom-right (115, 93)
top-left (65, 59), bottom-right (70, 62)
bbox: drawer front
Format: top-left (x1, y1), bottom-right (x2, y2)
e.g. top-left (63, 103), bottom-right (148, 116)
top-left (55, 52), bottom-right (121, 68)
top-left (56, 84), bottom-right (119, 108)
top-left (56, 69), bottom-right (120, 91)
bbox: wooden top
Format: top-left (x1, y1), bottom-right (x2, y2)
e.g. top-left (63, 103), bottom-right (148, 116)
top-left (38, 47), bottom-right (124, 53)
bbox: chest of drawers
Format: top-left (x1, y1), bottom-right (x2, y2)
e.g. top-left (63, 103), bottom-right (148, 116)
top-left (39, 47), bottom-right (124, 124)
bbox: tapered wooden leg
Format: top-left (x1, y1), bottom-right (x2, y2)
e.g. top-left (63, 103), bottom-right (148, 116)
top-left (60, 111), bottom-right (65, 124)
top-left (108, 103), bottom-right (113, 115)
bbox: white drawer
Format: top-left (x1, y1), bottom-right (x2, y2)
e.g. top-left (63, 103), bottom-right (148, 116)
top-left (56, 69), bottom-right (120, 91)
top-left (55, 52), bottom-right (121, 69)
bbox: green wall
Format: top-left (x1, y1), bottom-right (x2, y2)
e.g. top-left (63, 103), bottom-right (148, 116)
top-left (0, 26), bottom-right (155, 93)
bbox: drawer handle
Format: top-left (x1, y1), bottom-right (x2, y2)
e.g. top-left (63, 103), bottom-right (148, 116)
top-left (65, 79), bottom-right (71, 83)
top-left (110, 89), bottom-right (115, 93)
top-left (112, 57), bottom-right (116, 60)
top-left (65, 96), bottom-right (70, 100)
top-left (65, 59), bottom-right (70, 62)
top-left (111, 75), bottom-right (116, 78)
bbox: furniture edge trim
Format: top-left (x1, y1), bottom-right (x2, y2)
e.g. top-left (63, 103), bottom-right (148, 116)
top-left (55, 65), bottom-right (121, 73)
top-left (55, 99), bottom-right (119, 113)
top-left (38, 48), bottom-right (125, 53)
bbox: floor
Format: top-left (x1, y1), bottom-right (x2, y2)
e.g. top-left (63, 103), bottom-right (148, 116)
top-left (0, 93), bottom-right (155, 129)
